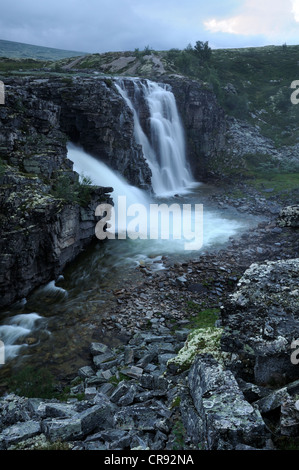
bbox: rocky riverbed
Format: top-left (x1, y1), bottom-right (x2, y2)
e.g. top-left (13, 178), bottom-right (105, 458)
top-left (0, 192), bottom-right (298, 451)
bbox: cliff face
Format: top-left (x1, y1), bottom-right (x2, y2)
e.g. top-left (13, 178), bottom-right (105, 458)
top-left (30, 77), bottom-right (152, 190)
top-left (0, 78), bottom-right (115, 308)
top-left (163, 77), bottom-right (228, 180)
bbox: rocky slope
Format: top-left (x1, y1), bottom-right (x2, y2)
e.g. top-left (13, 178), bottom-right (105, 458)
top-left (0, 208), bottom-right (298, 450)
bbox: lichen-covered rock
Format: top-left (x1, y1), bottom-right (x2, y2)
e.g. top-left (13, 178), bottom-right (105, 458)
top-left (280, 396), bottom-right (299, 436)
top-left (167, 327), bottom-right (224, 371)
top-left (0, 420), bottom-right (41, 450)
top-left (0, 78), bottom-right (118, 307)
top-left (187, 354), bottom-right (268, 450)
top-left (277, 205), bottom-right (299, 228)
top-left (220, 258), bottom-right (299, 385)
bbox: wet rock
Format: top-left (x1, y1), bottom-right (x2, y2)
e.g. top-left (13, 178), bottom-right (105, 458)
top-left (256, 387), bottom-right (290, 414)
top-left (136, 351), bottom-right (157, 368)
top-left (93, 352), bottom-right (116, 368)
top-left (44, 403), bottom-right (78, 419)
top-left (78, 366), bottom-right (95, 379)
top-left (84, 387), bottom-right (98, 400)
top-left (110, 381), bottom-right (131, 404)
top-left (124, 347), bottom-right (135, 365)
top-left (176, 275), bottom-right (187, 286)
top-left (41, 416), bottom-right (82, 442)
top-left (118, 385), bottom-right (137, 406)
top-left (140, 374), bottom-right (168, 392)
top-left (114, 400), bottom-right (171, 432)
top-left (41, 403), bottom-right (114, 442)
top-left (180, 388), bottom-right (205, 446)
top-left (121, 366), bottom-right (143, 380)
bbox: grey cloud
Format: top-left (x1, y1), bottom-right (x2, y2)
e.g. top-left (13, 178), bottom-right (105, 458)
top-left (0, 0), bottom-right (296, 53)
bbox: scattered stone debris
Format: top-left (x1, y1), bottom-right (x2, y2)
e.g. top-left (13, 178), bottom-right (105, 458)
top-left (0, 199), bottom-right (298, 450)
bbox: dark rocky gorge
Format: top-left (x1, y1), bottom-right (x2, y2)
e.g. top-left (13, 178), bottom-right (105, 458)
top-left (0, 74), bottom-right (298, 451)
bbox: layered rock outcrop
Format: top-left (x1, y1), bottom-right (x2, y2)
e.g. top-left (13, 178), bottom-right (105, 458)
top-left (0, 78), bottom-right (116, 307)
top-left (29, 77), bottom-right (152, 189)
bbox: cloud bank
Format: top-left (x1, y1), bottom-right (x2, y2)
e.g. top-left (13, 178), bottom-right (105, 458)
top-left (0, 0), bottom-right (298, 53)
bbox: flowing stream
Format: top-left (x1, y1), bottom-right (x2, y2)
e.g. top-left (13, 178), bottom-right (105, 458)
top-left (0, 78), bottom-right (255, 385)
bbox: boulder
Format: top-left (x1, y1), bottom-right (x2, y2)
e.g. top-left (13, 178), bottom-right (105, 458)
top-left (277, 206), bottom-right (299, 228)
top-left (0, 420), bottom-right (40, 449)
top-left (220, 259), bottom-right (299, 385)
top-left (187, 354), bottom-right (268, 450)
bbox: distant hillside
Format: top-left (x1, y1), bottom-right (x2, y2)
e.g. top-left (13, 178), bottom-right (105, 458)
top-left (0, 39), bottom-right (87, 61)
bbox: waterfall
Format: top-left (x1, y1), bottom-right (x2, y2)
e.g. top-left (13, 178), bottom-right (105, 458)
top-left (115, 78), bottom-right (196, 197)
top-left (0, 313), bottom-right (43, 362)
top-left (67, 142), bottom-right (149, 236)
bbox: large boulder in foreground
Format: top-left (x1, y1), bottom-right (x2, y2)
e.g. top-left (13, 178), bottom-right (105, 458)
top-left (187, 354), bottom-right (268, 450)
top-left (220, 258), bottom-right (299, 386)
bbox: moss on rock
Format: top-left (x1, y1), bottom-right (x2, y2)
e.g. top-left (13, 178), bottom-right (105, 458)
top-left (168, 327), bottom-right (226, 371)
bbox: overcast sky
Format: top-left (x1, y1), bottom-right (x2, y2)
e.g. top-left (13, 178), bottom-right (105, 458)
top-left (1, 0), bottom-right (299, 52)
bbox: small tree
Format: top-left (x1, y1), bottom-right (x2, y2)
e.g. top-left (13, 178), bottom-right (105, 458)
top-left (193, 41), bottom-right (212, 62)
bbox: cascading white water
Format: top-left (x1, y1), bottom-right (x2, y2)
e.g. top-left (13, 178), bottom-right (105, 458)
top-left (115, 78), bottom-right (196, 197)
top-left (67, 142), bottom-right (149, 235)
top-left (0, 313), bottom-right (43, 361)
top-left (67, 142), bottom-right (243, 254)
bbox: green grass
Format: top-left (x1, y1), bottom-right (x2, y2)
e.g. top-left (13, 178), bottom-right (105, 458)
top-left (51, 173), bottom-right (94, 206)
top-left (172, 420), bottom-right (186, 450)
top-left (0, 57), bottom-right (48, 72)
top-left (186, 301), bottom-right (220, 329)
top-left (0, 38), bottom-right (86, 61)
top-left (249, 172), bottom-right (299, 197)
top-left (7, 365), bottom-right (84, 401)
top-left (239, 153), bottom-right (299, 197)
top-left (7, 366), bottom-right (58, 399)
top-left (166, 44), bottom-right (299, 147)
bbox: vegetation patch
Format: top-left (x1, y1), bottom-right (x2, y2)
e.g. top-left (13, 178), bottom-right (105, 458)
top-left (51, 173), bottom-right (94, 206)
top-left (7, 365), bottom-right (83, 401)
top-left (186, 301), bottom-right (220, 329)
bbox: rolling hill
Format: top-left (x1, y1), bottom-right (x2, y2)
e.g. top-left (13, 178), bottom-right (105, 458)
top-left (0, 38), bottom-right (87, 61)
